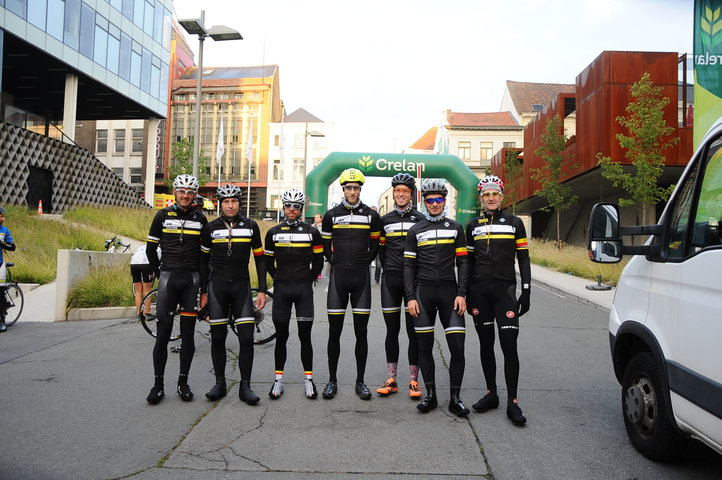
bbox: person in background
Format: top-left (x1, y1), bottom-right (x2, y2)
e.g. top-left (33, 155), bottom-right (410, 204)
top-left (131, 245), bottom-right (159, 319)
top-left (0, 206), bottom-right (17, 333)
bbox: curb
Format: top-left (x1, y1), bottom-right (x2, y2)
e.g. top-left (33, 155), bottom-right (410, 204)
top-left (531, 277), bottom-right (612, 312)
top-left (66, 306), bottom-right (137, 321)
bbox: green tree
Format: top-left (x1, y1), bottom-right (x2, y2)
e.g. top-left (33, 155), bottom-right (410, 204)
top-left (531, 114), bottom-right (578, 250)
top-left (165, 138), bottom-right (211, 190)
top-left (503, 149), bottom-right (523, 215)
top-left (595, 72), bottom-right (678, 225)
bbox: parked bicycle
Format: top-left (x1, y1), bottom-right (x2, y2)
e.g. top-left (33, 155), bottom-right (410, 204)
top-left (139, 287), bottom-right (275, 345)
top-left (1, 263), bottom-right (24, 328)
top-left (105, 236), bottom-right (130, 253)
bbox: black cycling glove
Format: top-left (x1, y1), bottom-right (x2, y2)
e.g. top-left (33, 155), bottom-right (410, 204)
top-left (517, 286), bottom-right (530, 317)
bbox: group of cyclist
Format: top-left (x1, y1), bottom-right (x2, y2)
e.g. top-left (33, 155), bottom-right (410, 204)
top-left (145, 169), bottom-right (531, 426)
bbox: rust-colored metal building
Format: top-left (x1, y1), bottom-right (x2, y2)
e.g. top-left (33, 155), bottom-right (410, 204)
top-left (491, 51), bottom-right (694, 241)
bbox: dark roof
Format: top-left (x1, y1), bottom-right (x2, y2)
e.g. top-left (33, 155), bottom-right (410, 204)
top-left (409, 127), bottom-right (438, 150)
top-left (506, 80), bottom-right (575, 114)
top-left (446, 111), bottom-right (519, 128)
top-left (284, 108), bottom-right (324, 123)
top-left (180, 65), bottom-right (277, 80)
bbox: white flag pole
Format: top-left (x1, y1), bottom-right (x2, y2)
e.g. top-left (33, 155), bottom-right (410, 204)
top-left (216, 117), bottom-right (224, 216)
top-left (246, 117), bottom-right (253, 218)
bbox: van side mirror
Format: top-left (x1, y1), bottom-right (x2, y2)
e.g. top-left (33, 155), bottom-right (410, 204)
top-left (588, 203), bottom-right (623, 263)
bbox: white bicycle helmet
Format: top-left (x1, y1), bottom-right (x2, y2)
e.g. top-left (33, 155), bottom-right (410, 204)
top-left (217, 184), bottom-right (242, 201)
top-left (477, 175), bottom-right (504, 194)
top-left (421, 179), bottom-right (448, 197)
top-left (173, 174), bottom-right (199, 191)
top-left (281, 188), bottom-right (306, 205)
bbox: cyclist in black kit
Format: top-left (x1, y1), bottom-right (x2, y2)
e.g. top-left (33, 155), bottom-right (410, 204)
top-left (320, 168), bottom-right (382, 400)
top-left (264, 189), bottom-right (324, 399)
top-left (376, 173), bottom-right (423, 399)
top-left (200, 184), bottom-right (267, 405)
top-left (404, 179), bottom-right (470, 416)
top-left (145, 174), bottom-right (208, 405)
top-left (466, 175), bottom-right (530, 425)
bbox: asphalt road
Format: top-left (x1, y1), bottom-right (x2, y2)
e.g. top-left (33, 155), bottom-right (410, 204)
top-left (1, 275), bottom-right (720, 479)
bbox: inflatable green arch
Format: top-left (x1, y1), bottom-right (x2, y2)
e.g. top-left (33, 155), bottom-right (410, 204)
top-left (305, 152), bottom-right (480, 226)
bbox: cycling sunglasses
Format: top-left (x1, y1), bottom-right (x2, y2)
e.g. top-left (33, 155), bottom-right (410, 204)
top-left (424, 197), bottom-right (445, 204)
top-left (283, 202), bottom-right (303, 209)
top-left (481, 191), bottom-right (501, 198)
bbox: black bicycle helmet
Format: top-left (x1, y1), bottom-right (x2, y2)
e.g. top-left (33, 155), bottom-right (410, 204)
top-left (421, 179), bottom-right (448, 197)
top-left (391, 173), bottom-right (416, 191)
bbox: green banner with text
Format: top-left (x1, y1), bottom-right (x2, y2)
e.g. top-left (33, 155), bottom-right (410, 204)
top-left (694, 0), bottom-right (722, 147)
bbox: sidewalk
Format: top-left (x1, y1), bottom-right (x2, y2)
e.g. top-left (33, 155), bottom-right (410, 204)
top-left (530, 264), bottom-right (614, 312)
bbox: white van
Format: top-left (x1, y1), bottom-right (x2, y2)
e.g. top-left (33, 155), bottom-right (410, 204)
top-left (588, 119), bottom-right (722, 460)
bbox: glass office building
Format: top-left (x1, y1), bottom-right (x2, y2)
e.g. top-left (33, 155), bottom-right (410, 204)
top-left (1, 0), bottom-right (172, 126)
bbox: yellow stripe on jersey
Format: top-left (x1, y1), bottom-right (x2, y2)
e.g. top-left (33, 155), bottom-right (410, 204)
top-left (333, 224), bottom-right (370, 229)
top-left (211, 238), bottom-right (251, 243)
top-left (162, 229), bottom-right (201, 235)
top-left (274, 243), bottom-right (312, 248)
top-left (417, 239), bottom-right (455, 246)
top-left (312, 245), bottom-right (323, 253)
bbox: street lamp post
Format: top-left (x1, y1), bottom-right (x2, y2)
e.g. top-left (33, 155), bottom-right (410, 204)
top-left (179, 11), bottom-right (242, 179)
top-left (302, 121), bottom-right (325, 221)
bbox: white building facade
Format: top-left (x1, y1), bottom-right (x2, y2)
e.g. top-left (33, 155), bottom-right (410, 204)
top-left (266, 108), bottom-right (332, 211)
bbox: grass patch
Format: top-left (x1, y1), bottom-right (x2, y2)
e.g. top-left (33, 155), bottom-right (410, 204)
top-left (529, 238), bottom-right (628, 286)
top-left (63, 205), bottom-right (157, 241)
top-left (66, 218), bottom-right (275, 308)
top-left (67, 264), bottom-right (135, 310)
top-left (1, 206), bottom-right (106, 284)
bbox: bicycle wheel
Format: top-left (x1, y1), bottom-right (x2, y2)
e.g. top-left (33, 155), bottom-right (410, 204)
top-left (4, 284), bottom-right (24, 327)
top-left (251, 288), bottom-right (276, 345)
top-left (140, 289), bottom-right (181, 341)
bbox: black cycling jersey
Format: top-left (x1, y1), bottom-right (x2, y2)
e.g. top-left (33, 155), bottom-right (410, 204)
top-left (320, 202), bottom-right (381, 266)
top-left (378, 207), bottom-right (422, 273)
top-left (465, 209), bottom-right (530, 286)
top-left (403, 216), bottom-right (469, 301)
top-left (146, 204), bottom-right (207, 272)
top-left (264, 221), bottom-right (323, 284)
top-left (199, 214), bottom-right (266, 292)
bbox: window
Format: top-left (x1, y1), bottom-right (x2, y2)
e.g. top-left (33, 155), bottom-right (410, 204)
top-left (47, 0), bottom-right (65, 40)
top-left (130, 41), bottom-right (142, 87)
top-left (458, 141), bottom-right (471, 160)
top-left (132, 128), bottom-right (144, 153)
top-left (118, 33), bottom-right (131, 81)
top-left (480, 142), bottom-right (493, 161)
top-left (667, 135), bottom-right (722, 258)
top-left (112, 167), bottom-right (124, 178)
top-left (114, 129), bottom-right (126, 153)
top-left (28, 0), bottom-right (47, 29)
top-left (64, 0), bottom-right (81, 50)
top-left (274, 135), bottom-right (279, 147)
top-left (293, 158), bottom-right (304, 178)
top-left (272, 158), bottom-right (282, 180)
top-left (93, 15), bottom-right (108, 66)
top-left (130, 168), bottom-right (143, 184)
top-left (79, 3), bottom-right (95, 59)
top-left (107, 25), bottom-right (120, 74)
top-left (503, 142), bottom-right (516, 148)
top-left (140, 48), bottom-right (151, 93)
top-left (96, 129), bottom-right (108, 153)
top-left (531, 104), bottom-right (544, 112)
top-left (6, 0), bottom-right (26, 19)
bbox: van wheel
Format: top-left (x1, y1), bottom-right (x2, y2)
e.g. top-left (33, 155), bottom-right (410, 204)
top-left (621, 352), bottom-right (687, 460)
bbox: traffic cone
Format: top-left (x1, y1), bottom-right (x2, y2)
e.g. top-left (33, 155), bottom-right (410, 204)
top-left (37, 200), bottom-right (43, 215)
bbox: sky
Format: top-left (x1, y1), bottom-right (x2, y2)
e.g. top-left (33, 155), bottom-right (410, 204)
top-left (172, 0), bottom-right (694, 205)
